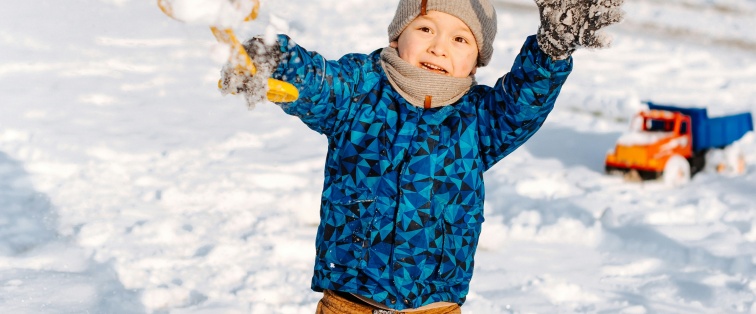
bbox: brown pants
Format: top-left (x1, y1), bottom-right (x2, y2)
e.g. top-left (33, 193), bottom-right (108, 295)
top-left (316, 290), bottom-right (461, 314)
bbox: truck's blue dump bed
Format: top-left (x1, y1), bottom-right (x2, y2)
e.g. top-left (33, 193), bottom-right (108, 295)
top-left (647, 102), bottom-right (754, 152)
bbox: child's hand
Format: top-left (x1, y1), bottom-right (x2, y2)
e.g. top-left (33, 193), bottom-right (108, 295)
top-left (535, 0), bottom-right (625, 60)
top-left (218, 37), bottom-right (283, 109)
top-left (219, 37), bottom-right (282, 94)
top-left (219, 64), bottom-right (250, 95)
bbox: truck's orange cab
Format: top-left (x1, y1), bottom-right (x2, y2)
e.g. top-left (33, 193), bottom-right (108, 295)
top-left (605, 110), bottom-right (692, 175)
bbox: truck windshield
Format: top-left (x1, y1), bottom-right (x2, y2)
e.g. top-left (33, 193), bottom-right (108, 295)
top-left (644, 118), bottom-right (674, 132)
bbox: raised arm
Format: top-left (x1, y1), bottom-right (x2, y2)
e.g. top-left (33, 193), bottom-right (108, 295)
top-left (221, 34), bottom-right (369, 136)
top-left (477, 35), bottom-right (572, 170)
top-left (477, 0), bottom-right (624, 169)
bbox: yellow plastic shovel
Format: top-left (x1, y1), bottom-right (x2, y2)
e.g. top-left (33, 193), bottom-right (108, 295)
top-left (157, 0), bottom-right (298, 103)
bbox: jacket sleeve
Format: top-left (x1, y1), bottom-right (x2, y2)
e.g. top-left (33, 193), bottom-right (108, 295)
top-left (477, 35), bottom-right (573, 170)
top-left (270, 34), bottom-right (365, 137)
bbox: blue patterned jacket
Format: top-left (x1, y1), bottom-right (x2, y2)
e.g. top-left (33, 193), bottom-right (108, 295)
top-left (271, 34), bottom-right (572, 310)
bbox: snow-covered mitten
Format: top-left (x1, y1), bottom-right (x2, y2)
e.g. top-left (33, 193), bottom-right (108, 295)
top-left (535, 0), bottom-right (625, 60)
top-left (219, 37), bottom-right (282, 108)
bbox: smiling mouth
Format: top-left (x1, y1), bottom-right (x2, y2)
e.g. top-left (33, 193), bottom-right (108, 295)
top-left (420, 62), bottom-right (448, 75)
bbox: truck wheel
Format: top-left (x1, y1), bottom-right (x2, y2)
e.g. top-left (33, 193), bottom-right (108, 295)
top-left (725, 145), bottom-right (747, 175)
top-left (736, 154), bottom-right (746, 174)
top-left (707, 145), bottom-right (747, 175)
top-left (663, 155), bottom-right (691, 186)
top-left (705, 148), bottom-right (726, 173)
top-left (623, 169), bottom-right (642, 182)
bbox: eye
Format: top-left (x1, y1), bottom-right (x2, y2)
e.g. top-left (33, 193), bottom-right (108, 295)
top-left (454, 37), bottom-right (469, 44)
top-left (419, 27), bottom-right (431, 33)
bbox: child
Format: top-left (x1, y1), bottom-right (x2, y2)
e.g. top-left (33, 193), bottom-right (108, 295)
top-left (222, 0), bottom-right (624, 312)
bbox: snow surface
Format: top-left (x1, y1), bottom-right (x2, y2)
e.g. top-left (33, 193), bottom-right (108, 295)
top-left (1, 0), bottom-right (756, 313)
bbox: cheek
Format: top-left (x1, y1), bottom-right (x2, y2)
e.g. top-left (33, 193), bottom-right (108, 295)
top-left (453, 52), bottom-right (478, 77)
top-left (467, 52), bottom-right (479, 67)
top-left (397, 49), bottom-right (412, 63)
top-left (395, 37), bottom-right (410, 58)
top-left (398, 43), bottom-right (420, 62)
top-left (458, 52), bottom-right (478, 68)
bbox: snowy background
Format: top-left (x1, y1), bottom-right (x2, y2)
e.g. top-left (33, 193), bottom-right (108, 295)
top-left (2, 0), bottom-right (756, 313)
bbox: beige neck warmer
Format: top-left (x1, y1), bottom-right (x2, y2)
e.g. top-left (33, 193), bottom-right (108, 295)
top-left (380, 47), bottom-right (474, 109)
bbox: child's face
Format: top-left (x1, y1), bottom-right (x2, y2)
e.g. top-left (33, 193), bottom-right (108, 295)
top-left (390, 11), bottom-right (479, 78)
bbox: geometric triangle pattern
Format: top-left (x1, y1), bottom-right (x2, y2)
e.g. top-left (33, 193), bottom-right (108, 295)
top-left (271, 34), bottom-right (572, 310)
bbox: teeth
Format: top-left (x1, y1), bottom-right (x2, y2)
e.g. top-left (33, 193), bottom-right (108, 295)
top-left (421, 63), bottom-right (446, 73)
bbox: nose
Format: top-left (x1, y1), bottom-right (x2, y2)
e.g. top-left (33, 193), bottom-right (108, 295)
top-left (428, 38), bottom-right (447, 56)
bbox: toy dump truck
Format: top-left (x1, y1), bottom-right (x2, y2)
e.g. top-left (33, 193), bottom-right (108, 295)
top-left (605, 102), bottom-right (753, 184)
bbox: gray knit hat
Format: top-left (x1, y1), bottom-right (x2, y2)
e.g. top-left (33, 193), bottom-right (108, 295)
top-left (388, 0), bottom-right (497, 67)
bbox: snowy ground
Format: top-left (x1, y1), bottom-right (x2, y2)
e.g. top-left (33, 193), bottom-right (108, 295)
top-left (1, 0), bottom-right (756, 313)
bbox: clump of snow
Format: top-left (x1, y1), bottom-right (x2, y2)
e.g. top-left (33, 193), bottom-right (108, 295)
top-left (158, 0), bottom-right (256, 28)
